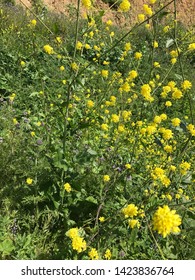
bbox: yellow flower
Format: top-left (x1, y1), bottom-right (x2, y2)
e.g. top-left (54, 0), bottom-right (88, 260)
top-left (181, 80), bottom-right (192, 91)
top-left (30, 19), bottom-right (37, 26)
top-left (101, 123), bottom-right (109, 131)
top-left (101, 70), bottom-right (109, 78)
top-left (82, 0), bottom-right (91, 9)
top-left (13, 118), bottom-right (18, 125)
top-left (106, 19), bottom-right (113, 26)
top-left (87, 100), bottom-right (94, 108)
top-left (103, 175), bottom-right (110, 182)
top-left (26, 178), bottom-right (33, 185)
top-left (171, 118), bottom-right (181, 127)
top-left (154, 61), bottom-right (160, 68)
top-left (124, 42), bottom-right (131, 51)
top-left (76, 41), bottom-right (83, 50)
top-left (152, 205), bottom-right (181, 238)
top-left (125, 163), bottom-right (131, 169)
top-left (64, 183), bottom-right (72, 193)
top-left (122, 204), bottom-right (138, 218)
top-left (137, 14), bottom-right (145, 22)
top-left (111, 114), bottom-right (120, 123)
top-left (118, 0), bottom-right (131, 12)
top-left (153, 41), bottom-right (158, 48)
top-left (162, 128), bottom-right (173, 140)
top-left (88, 248), bottom-right (99, 260)
top-left (104, 249), bottom-right (112, 260)
top-left (141, 84), bottom-right (153, 102)
top-left (43, 44), bottom-right (54, 54)
top-left (30, 131), bottom-right (35, 137)
top-left (134, 51), bottom-right (142, 60)
top-left (128, 219), bottom-right (140, 229)
top-left (72, 236), bottom-right (86, 253)
top-left (99, 216), bottom-right (105, 222)
top-left (55, 36), bottom-right (62, 44)
top-left (59, 66), bottom-right (65, 71)
top-left (171, 58), bottom-right (177, 65)
top-left (20, 61), bottom-right (26, 67)
top-left (71, 62), bottom-right (79, 71)
top-left (165, 101), bottom-right (172, 107)
top-left (172, 89), bottom-right (183, 99)
top-left (188, 43), bottom-right (195, 51)
top-left (143, 4), bottom-right (153, 16)
top-left (67, 228), bottom-right (79, 239)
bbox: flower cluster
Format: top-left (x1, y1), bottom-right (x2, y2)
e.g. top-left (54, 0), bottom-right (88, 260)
top-left (152, 205), bottom-right (181, 238)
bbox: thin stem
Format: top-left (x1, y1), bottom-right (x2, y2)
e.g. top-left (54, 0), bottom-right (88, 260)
top-left (73, 0), bottom-right (81, 59)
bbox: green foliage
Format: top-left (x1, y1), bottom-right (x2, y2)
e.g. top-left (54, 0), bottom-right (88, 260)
top-left (0, 0), bottom-right (195, 260)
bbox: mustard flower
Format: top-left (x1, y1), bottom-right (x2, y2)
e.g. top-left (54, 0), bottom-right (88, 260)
top-left (164, 145), bottom-right (173, 153)
top-left (59, 66), bottom-right (65, 71)
top-left (141, 84), bottom-right (153, 101)
top-left (171, 118), bottom-right (181, 127)
top-left (120, 81), bottom-right (130, 92)
top-left (122, 204), bottom-right (138, 218)
top-left (87, 100), bottom-right (94, 108)
top-left (172, 89), bottom-right (183, 99)
top-left (125, 163), bottom-right (131, 169)
top-left (26, 178), bottom-right (33, 185)
top-left (124, 42), bottom-right (131, 51)
top-left (30, 131), bottom-right (35, 137)
top-left (134, 51), bottom-right (142, 60)
top-left (55, 36), bottom-right (62, 44)
top-left (118, 0), bottom-right (131, 12)
top-left (20, 61), bottom-right (26, 67)
top-left (67, 228), bottom-right (79, 239)
top-left (154, 61), bottom-right (160, 68)
top-left (101, 123), bottom-right (109, 131)
top-left (163, 25), bottom-right (170, 33)
top-left (104, 249), bottom-right (112, 260)
top-left (43, 44), bottom-right (54, 54)
top-left (165, 101), bottom-right (172, 107)
top-left (152, 205), bottom-right (181, 238)
top-left (72, 236), bottom-right (86, 253)
top-left (128, 70), bottom-right (138, 80)
top-left (181, 80), bottom-right (192, 91)
top-left (99, 216), bottom-right (105, 222)
top-left (180, 161), bottom-right (191, 175)
top-left (64, 183), bottom-right (71, 193)
top-left (103, 175), bottom-right (110, 182)
top-left (162, 128), bottom-right (173, 140)
top-left (188, 43), bottom-right (195, 51)
top-left (88, 248), bottom-right (99, 260)
top-left (71, 62), bottom-right (79, 71)
top-left (106, 19), bottom-right (113, 26)
top-left (30, 19), bottom-right (37, 26)
top-left (111, 114), bottom-right (120, 123)
top-left (171, 58), bottom-right (177, 65)
top-left (76, 41), bottom-right (83, 50)
top-left (143, 4), bottom-right (153, 16)
top-left (101, 70), bottom-right (109, 78)
top-left (137, 13), bottom-right (145, 22)
top-left (128, 219), bottom-right (140, 229)
top-left (153, 41), bottom-right (158, 48)
top-left (82, 0), bottom-right (91, 9)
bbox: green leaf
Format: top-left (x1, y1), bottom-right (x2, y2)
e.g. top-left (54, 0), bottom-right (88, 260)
top-left (85, 196), bottom-right (98, 204)
top-left (87, 148), bottom-right (97, 156)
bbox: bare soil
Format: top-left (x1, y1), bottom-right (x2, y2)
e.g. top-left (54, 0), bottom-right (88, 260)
top-left (16, 0), bottom-right (195, 27)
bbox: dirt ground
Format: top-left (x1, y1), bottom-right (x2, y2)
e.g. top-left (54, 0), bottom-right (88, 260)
top-left (15, 0), bottom-right (195, 27)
